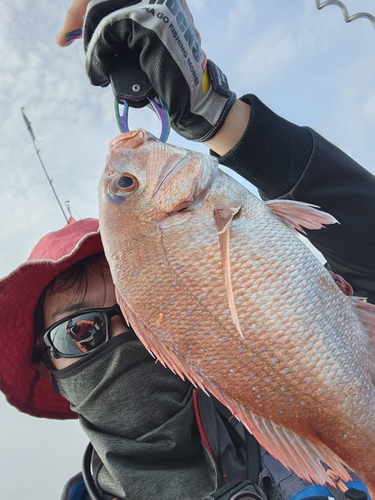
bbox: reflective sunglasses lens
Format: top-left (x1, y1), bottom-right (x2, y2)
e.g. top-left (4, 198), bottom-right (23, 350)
top-left (49, 311), bottom-right (108, 356)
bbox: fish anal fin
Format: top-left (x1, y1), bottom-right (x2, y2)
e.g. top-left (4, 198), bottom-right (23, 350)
top-left (266, 199), bottom-right (338, 234)
top-left (214, 201), bottom-right (244, 339)
top-left (239, 412), bottom-right (351, 485)
top-left (206, 389), bottom-right (351, 486)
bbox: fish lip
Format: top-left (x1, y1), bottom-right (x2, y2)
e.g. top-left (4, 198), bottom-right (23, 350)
top-left (109, 134), bottom-right (128, 149)
top-left (108, 129), bottom-right (148, 151)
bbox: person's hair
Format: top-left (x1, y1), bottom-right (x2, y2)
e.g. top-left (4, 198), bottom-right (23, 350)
top-left (32, 252), bottom-right (108, 366)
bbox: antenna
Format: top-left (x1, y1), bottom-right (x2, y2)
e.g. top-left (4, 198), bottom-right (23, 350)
top-left (21, 108), bottom-right (69, 223)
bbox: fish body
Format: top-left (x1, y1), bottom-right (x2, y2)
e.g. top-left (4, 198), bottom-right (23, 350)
top-left (98, 129), bottom-right (375, 493)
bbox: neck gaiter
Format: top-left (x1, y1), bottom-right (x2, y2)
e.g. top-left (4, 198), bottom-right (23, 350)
top-left (53, 334), bottom-right (216, 499)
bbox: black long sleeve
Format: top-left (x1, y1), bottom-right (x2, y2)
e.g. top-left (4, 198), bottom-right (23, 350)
top-left (217, 95), bottom-right (375, 303)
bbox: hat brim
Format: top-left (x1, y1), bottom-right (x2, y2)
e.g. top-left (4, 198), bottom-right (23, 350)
top-left (0, 219), bottom-right (103, 419)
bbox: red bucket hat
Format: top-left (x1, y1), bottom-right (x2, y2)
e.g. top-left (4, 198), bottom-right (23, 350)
top-left (0, 218), bottom-right (103, 419)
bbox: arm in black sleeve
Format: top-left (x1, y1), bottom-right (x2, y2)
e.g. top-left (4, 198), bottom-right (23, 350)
top-left (216, 94), bottom-right (375, 303)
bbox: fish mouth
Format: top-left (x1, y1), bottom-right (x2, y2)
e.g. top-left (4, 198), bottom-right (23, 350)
top-left (109, 129), bottom-right (150, 151)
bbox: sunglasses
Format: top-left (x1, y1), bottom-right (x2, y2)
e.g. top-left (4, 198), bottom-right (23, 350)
top-left (37, 304), bottom-right (124, 359)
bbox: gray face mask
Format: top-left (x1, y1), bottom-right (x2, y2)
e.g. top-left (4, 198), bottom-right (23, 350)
top-left (53, 334), bottom-right (215, 500)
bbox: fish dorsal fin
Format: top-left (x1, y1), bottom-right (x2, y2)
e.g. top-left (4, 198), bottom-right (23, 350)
top-left (213, 201), bottom-right (244, 339)
top-left (116, 291), bottom-right (351, 486)
top-left (266, 199), bottom-right (338, 234)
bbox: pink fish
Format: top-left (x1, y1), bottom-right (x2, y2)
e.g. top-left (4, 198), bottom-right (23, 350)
top-left (98, 129), bottom-right (375, 494)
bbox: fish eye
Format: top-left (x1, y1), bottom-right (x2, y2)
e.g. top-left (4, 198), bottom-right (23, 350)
top-left (110, 173), bottom-right (139, 196)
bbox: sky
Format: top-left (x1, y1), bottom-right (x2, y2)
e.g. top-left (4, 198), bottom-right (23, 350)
top-left (0, 0), bottom-right (374, 497)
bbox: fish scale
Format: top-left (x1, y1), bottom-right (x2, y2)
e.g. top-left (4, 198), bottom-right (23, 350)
top-left (98, 129), bottom-right (375, 494)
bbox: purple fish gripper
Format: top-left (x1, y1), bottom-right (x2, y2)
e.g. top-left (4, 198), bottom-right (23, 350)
top-left (114, 96), bottom-right (171, 143)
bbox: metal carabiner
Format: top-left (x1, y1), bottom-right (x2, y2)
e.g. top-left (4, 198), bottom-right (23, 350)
top-left (110, 53), bottom-right (171, 142)
top-left (114, 95), bottom-right (170, 143)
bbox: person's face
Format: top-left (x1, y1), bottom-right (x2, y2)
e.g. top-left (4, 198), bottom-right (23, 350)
top-left (43, 256), bottom-right (130, 370)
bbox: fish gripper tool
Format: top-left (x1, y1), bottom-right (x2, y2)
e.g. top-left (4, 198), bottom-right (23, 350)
top-left (110, 51), bottom-right (170, 143)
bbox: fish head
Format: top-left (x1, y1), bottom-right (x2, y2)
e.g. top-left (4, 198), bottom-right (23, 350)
top-left (98, 129), bottom-right (218, 238)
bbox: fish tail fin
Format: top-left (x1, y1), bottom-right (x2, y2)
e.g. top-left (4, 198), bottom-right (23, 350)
top-left (266, 199), bottom-right (338, 234)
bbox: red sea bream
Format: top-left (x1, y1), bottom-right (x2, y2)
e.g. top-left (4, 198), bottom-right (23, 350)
top-left (98, 129), bottom-right (375, 494)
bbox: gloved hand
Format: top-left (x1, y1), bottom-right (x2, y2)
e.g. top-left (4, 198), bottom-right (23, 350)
top-left (83, 0), bottom-right (236, 142)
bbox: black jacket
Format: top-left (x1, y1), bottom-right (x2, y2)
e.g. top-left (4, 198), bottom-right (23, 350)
top-left (219, 94), bottom-right (375, 304)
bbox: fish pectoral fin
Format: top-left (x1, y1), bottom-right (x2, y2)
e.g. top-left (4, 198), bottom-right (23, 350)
top-left (266, 199), bottom-right (338, 234)
top-left (214, 201), bottom-right (244, 339)
top-left (214, 202), bottom-right (241, 235)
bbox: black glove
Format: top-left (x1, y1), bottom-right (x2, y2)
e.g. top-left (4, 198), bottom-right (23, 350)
top-left (83, 0), bottom-right (236, 141)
